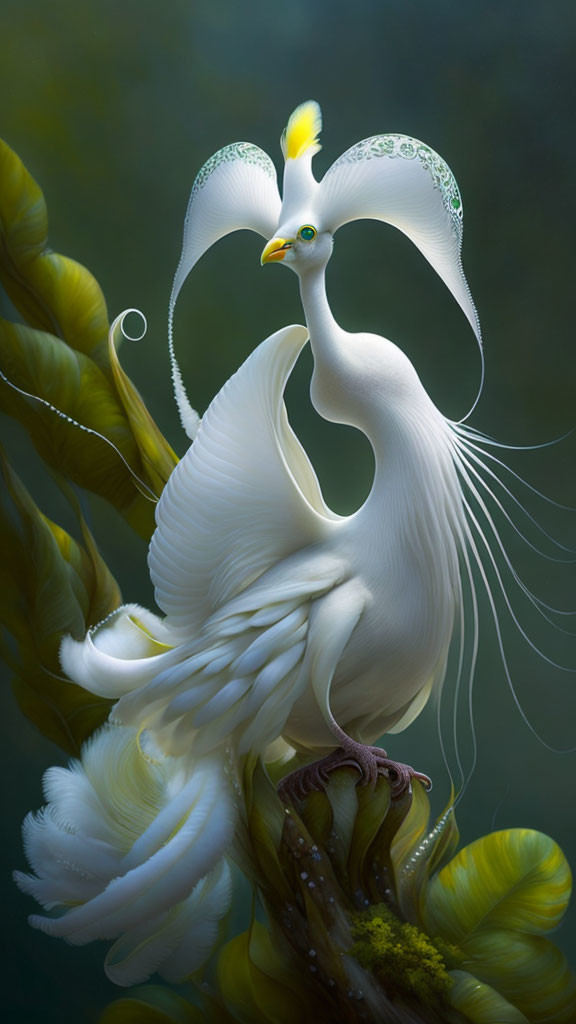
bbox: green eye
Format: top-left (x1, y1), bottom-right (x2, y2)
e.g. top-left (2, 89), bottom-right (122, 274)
top-left (299, 225), bottom-right (317, 242)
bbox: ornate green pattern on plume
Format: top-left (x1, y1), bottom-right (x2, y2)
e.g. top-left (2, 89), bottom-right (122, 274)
top-left (191, 142), bottom-right (276, 198)
top-left (325, 133), bottom-right (463, 235)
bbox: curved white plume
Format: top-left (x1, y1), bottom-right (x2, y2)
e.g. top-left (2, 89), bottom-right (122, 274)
top-left (318, 134), bottom-right (481, 346)
top-left (169, 143), bottom-right (282, 439)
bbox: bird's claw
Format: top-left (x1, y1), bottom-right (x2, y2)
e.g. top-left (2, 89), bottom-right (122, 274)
top-left (361, 746), bottom-right (431, 797)
top-left (278, 743), bottom-right (431, 805)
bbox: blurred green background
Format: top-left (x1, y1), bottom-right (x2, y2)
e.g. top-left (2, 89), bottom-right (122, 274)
top-left (1, 0), bottom-right (575, 1019)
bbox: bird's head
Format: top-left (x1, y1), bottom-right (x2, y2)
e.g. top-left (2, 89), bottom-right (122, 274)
top-left (261, 101), bottom-right (332, 275)
top-left (260, 221), bottom-right (333, 274)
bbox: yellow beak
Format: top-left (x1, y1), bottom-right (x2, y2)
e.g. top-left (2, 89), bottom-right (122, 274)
top-left (260, 237), bottom-right (294, 265)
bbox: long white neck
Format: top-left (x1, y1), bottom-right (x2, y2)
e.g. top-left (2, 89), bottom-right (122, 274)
top-left (297, 263), bottom-right (464, 587)
top-left (298, 263), bottom-right (365, 433)
top-left (298, 264), bottom-right (342, 364)
top-left (298, 262), bottom-right (447, 462)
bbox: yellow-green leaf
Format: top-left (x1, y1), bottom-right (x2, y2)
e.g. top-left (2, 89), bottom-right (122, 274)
top-left (0, 316), bottom-right (156, 536)
top-left (217, 920), bottom-right (310, 1024)
top-left (77, 516), bottom-right (124, 627)
top-left (244, 759), bottom-right (292, 902)
top-left (100, 986), bottom-right (203, 1024)
top-left (1, 452), bottom-right (89, 649)
top-left (423, 829), bottom-right (572, 944)
top-left (0, 451), bottom-right (116, 752)
top-left (462, 930), bottom-right (576, 1024)
top-left (390, 778), bottom-right (431, 874)
top-left (297, 787), bottom-right (334, 851)
top-left (0, 138), bottom-right (111, 368)
top-left (1, 136), bottom-right (178, 539)
top-left (389, 780), bottom-right (436, 919)
top-left (448, 970), bottom-right (528, 1023)
top-left (347, 777), bottom-right (391, 895)
top-left (11, 665), bottom-right (113, 756)
top-left (325, 767), bottom-right (359, 869)
top-left (426, 793), bottom-right (460, 880)
top-left (0, 137), bottom-right (47, 270)
top-left (108, 319), bottom-right (178, 496)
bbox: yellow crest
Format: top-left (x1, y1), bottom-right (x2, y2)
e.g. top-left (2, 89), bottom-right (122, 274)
top-left (281, 100), bottom-right (322, 161)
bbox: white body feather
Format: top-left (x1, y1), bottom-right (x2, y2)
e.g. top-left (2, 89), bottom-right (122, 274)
top-left (62, 319), bottom-right (466, 756)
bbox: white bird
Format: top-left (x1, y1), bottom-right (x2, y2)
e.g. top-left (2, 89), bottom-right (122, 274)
top-left (61, 101), bottom-right (561, 798)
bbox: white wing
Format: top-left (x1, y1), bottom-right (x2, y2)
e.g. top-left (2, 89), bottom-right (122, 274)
top-left (318, 134), bottom-right (480, 344)
top-left (62, 550), bottom-right (351, 757)
top-left (62, 326), bottom-right (348, 755)
top-left (149, 324), bottom-right (339, 636)
top-left (169, 143), bottom-right (282, 438)
top-left (110, 549), bottom-right (350, 757)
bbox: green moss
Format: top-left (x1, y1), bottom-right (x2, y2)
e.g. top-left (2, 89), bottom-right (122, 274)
top-left (350, 904), bottom-right (459, 1006)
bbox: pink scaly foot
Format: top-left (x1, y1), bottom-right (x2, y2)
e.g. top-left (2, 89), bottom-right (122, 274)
top-left (278, 724), bottom-right (431, 804)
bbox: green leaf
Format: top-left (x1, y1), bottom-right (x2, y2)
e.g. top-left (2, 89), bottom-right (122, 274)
top-left (297, 787), bottom-right (334, 851)
top-left (108, 320), bottom-right (178, 497)
top-left (0, 137), bottom-right (111, 369)
top-left (1, 136), bottom-right (180, 540)
top-left (390, 778), bottom-right (431, 875)
top-left (347, 776), bottom-right (391, 896)
top-left (462, 930), bottom-right (576, 1024)
top-left (448, 970), bottom-right (528, 1023)
top-left (99, 986), bottom-right (203, 1024)
top-left (11, 665), bottom-right (113, 754)
top-left (217, 920), bottom-right (310, 1024)
top-left (0, 451), bottom-right (116, 753)
top-left (413, 799), bottom-right (460, 928)
top-left (243, 758), bottom-right (292, 903)
top-left (425, 792), bottom-right (460, 880)
top-left (324, 767), bottom-right (360, 870)
top-left (423, 828), bottom-right (572, 944)
top-left (389, 780), bottom-right (440, 919)
top-left (0, 138), bottom-right (47, 279)
top-left (76, 515), bottom-right (124, 627)
top-left (0, 316), bottom-right (156, 536)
